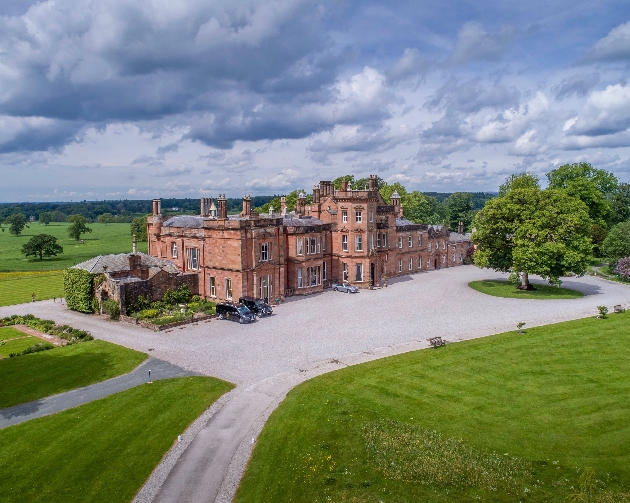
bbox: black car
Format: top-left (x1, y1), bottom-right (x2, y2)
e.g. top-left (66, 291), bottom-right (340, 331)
top-left (238, 297), bottom-right (273, 317)
top-left (216, 303), bottom-right (256, 323)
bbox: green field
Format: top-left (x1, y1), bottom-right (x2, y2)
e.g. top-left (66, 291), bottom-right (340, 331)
top-left (0, 339), bottom-right (147, 409)
top-left (0, 376), bottom-right (233, 503)
top-left (0, 222), bottom-right (147, 272)
top-left (0, 334), bottom-right (42, 358)
top-left (236, 312), bottom-right (630, 503)
top-left (469, 279), bottom-right (584, 299)
top-left (0, 271), bottom-right (65, 306)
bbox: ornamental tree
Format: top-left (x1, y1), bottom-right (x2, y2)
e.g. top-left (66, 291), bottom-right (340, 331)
top-left (21, 234), bottom-right (63, 261)
top-left (67, 214), bottom-right (92, 241)
top-left (614, 257), bottom-right (630, 281)
top-left (472, 186), bottom-right (592, 288)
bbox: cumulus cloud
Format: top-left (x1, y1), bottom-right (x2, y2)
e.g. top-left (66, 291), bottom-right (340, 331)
top-left (583, 21), bottom-right (630, 62)
top-left (448, 22), bottom-right (517, 66)
top-left (245, 168), bottom-right (303, 190)
top-left (564, 83), bottom-right (630, 137)
top-left (387, 48), bottom-right (433, 81)
top-left (426, 77), bottom-right (521, 114)
top-left (552, 73), bottom-right (600, 101)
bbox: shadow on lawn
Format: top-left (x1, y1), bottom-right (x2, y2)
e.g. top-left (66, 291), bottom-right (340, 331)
top-left (0, 398), bottom-right (44, 419)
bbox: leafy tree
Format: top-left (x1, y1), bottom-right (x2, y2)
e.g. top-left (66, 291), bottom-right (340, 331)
top-left (590, 224), bottom-right (608, 257)
top-left (21, 234), bottom-right (63, 261)
top-left (446, 192), bottom-right (474, 231)
top-left (97, 212), bottom-right (115, 224)
top-left (498, 172), bottom-right (540, 196)
top-left (546, 163), bottom-right (618, 227)
top-left (472, 186), bottom-right (592, 288)
top-left (38, 212), bottom-right (52, 225)
top-left (67, 214), bottom-right (92, 241)
top-left (130, 215), bottom-right (148, 241)
top-left (4, 213), bottom-right (28, 236)
top-left (379, 182), bottom-right (407, 203)
top-left (601, 221), bottom-right (630, 268)
top-left (333, 174), bottom-right (355, 189)
top-left (611, 182), bottom-right (630, 224)
top-left (402, 191), bottom-right (432, 223)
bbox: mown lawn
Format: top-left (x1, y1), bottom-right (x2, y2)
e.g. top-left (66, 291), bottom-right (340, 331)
top-left (0, 334), bottom-right (42, 359)
top-left (0, 339), bottom-right (147, 409)
top-left (469, 279), bottom-right (584, 299)
top-left (0, 376), bottom-right (234, 503)
top-left (0, 271), bottom-right (65, 306)
top-left (236, 312), bottom-right (630, 503)
top-left (0, 223), bottom-right (147, 272)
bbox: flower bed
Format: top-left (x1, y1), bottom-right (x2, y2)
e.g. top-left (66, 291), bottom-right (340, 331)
top-left (0, 314), bottom-right (93, 344)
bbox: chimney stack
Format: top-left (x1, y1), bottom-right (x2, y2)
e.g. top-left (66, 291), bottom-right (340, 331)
top-left (458, 220), bottom-right (464, 234)
top-left (313, 185), bottom-right (321, 204)
top-left (201, 197), bottom-right (214, 217)
top-left (217, 194), bottom-right (227, 219)
top-left (241, 195), bottom-right (252, 217)
top-left (296, 192), bottom-right (306, 217)
top-left (132, 234), bottom-right (137, 254)
top-left (152, 199), bottom-right (161, 216)
top-left (369, 174), bottom-right (378, 190)
top-left (341, 180), bottom-right (348, 192)
top-left (280, 196), bottom-right (287, 215)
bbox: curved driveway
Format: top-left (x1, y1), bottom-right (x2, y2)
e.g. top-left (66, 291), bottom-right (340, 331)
top-left (2, 266), bottom-right (629, 502)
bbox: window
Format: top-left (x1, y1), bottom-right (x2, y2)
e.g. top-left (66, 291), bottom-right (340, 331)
top-left (342, 235), bottom-right (348, 251)
top-left (460, 254), bottom-right (463, 262)
top-left (427, 259), bottom-right (431, 268)
top-left (356, 263), bottom-right (363, 281)
top-left (418, 234), bottom-right (422, 246)
top-left (408, 235), bottom-right (413, 247)
top-left (171, 242), bottom-right (178, 258)
top-left (260, 242), bottom-right (269, 261)
top-left (342, 210), bottom-right (348, 223)
top-left (186, 248), bottom-right (200, 270)
top-left (317, 237), bottom-right (321, 253)
top-left (369, 210), bottom-right (373, 223)
top-left (306, 267), bottom-right (310, 286)
top-left (369, 234), bottom-right (374, 251)
top-left (322, 234), bottom-right (327, 250)
top-left (398, 236), bottom-right (403, 249)
top-left (297, 237), bottom-right (303, 255)
top-left (442, 241), bottom-right (446, 250)
top-left (259, 275), bottom-right (271, 300)
top-left (317, 265), bottom-right (321, 285)
top-left (225, 278), bottom-right (233, 300)
top-left (377, 233), bottom-right (381, 248)
top-left (209, 277), bottom-right (216, 297)
top-left (310, 238), bottom-right (316, 254)
top-left (342, 262), bottom-right (348, 281)
top-left (311, 267), bottom-right (317, 286)
top-left (382, 233), bottom-right (387, 247)
top-left (443, 255), bottom-right (446, 263)
top-left (322, 261), bottom-right (327, 280)
top-left (355, 235), bottom-right (363, 252)
top-left (428, 243), bottom-right (432, 251)
top-left (418, 257), bottom-right (422, 269)
top-left (409, 258), bottom-right (413, 270)
top-left (398, 259), bottom-right (403, 272)
top-left (297, 268), bottom-right (303, 288)
top-left (435, 241), bottom-right (439, 251)
top-left (355, 211), bottom-right (362, 223)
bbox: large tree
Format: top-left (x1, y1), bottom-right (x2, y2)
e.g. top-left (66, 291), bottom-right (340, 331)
top-left (611, 183), bottom-right (630, 224)
top-left (601, 221), bottom-right (630, 268)
top-left (473, 186), bottom-right (592, 288)
top-left (498, 172), bottom-right (540, 196)
top-left (21, 234), bottom-right (64, 261)
top-left (38, 212), bottom-right (52, 225)
top-left (67, 214), bottom-right (92, 241)
top-left (4, 213), bottom-right (28, 236)
top-left (130, 215), bottom-right (148, 242)
top-left (97, 212), bottom-right (115, 224)
top-left (446, 192), bottom-right (474, 232)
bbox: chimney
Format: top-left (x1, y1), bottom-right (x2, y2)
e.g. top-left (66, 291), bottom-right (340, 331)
top-left (369, 174), bottom-right (378, 190)
top-left (313, 185), bottom-right (321, 204)
top-left (152, 199), bottom-right (160, 216)
top-left (458, 220), bottom-right (464, 234)
top-left (201, 198), bottom-right (214, 217)
top-left (240, 195), bottom-right (252, 217)
top-left (200, 198), bottom-right (206, 216)
top-left (132, 234), bottom-right (137, 254)
top-left (280, 196), bottom-right (287, 215)
top-left (217, 194), bottom-right (227, 219)
top-left (296, 192), bottom-right (306, 217)
top-left (390, 191), bottom-right (403, 218)
top-left (341, 180), bottom-right (348, 192)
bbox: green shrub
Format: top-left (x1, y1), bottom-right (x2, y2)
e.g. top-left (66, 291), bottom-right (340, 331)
top-left (163, 285), bottom-right (192, 305)
top-left (63, 268), bottom-right (95, 313)
top-left (103, 299), bottom-right (120, 320)
top-left (21, 342), bottom-right (55, 355)
top-left (137, 309), bottom-right (160, 320)
top-left (126, 294), bottom-right (151, 314)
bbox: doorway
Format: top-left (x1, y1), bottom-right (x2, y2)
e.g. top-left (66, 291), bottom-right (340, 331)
top-left (370, 263), bottom-right (375, 286)
top-left (434, 258), bottom-right (437, 269)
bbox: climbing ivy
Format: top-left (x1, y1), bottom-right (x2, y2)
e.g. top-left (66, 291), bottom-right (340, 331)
top-left (63, 268), bottom-right (95, 313)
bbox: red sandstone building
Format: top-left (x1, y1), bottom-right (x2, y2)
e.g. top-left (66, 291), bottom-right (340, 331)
top-left (147, 175), bottom-right (470, 302)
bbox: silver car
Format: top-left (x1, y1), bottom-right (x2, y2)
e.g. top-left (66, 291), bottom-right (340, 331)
top-left (332, 282), bottom-right (359, 293)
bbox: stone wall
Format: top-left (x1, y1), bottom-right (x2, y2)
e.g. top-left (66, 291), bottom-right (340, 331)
top-left (118, 272), bottom-right (199, 315)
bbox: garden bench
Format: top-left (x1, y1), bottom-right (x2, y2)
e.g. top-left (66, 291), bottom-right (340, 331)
top-left (429, 336), bottom-right (446, 348)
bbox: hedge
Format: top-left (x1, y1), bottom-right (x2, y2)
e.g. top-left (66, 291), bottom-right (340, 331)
top-left (63, 268), bottom-right (95, 313)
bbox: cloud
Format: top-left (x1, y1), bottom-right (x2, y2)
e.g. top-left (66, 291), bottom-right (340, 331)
top-left (583, 21), bottom-right (630, 62)
top-left (387, 48), bottom-right (433, 81)
top-left (564, 83), bottom-right (630, 137)
top-left (245, 168), bottom-right (303, 191)
top-left (426, 77), bottom-right (521, 115)
top-left (0, 115), bottom-right (82, 153)
top-left (552, 73), bottom-right (600, 101)
top-left (448, 22), bottom-right (517, 66)
top-left (200, 148), bottom-right (266, 173)
top-left (508, 129), bottom-right (546, 157)
top-left (153, 165), bottom-right (194, 177)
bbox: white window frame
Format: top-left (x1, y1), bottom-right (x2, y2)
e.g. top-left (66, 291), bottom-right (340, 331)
top-left (297, 268), bottom-right (303, 288)
top-left (310, 238), bottom-right (316, 255)
top-left (297, 237), bottom-right (303, 255)
top-left (398, 259), bottom-right (403, 272)
top-left (382, 233), bottom-right (387, 247)
top-left (260, 242), bottom-right (269, 262)
top-left (409, 258), bottom-right (413, 270)
top-left (186, 248), bottom-right (200, 270)
top-left (369, 234), bottom-right (374, 251)
top-left (209, 276), bottom-right (216, 297)
top-left (225, 278), bottom-right (233, 300)
top-left (377, 233), bottom-right (381, 248)
top-left (322, 234), bottom-right (327, 251)
top-left (342, 262), bottom-right (348, 282)
top-left (427, 258), bottom-right (431, 268)
top-left (342, 211), bottom-right (348, 223)
top-left (408, 235), bottom-right (413, 247)
top-left (442, 241), bottom-right (446, 250)
top-left (342, 235), bottom-right (348, 251)
top-left (418, 234), bottom-right (422, 246)
top-left (369, 210), bottom-right (373, 223)
top-left (398, 236), bottom-right (403, 249)
top-left (418, 257), bottom-right (422, 269)
top-left (355, 235), bottom-right (363, 252)
top-left (355, 211), bottom-right (362, 223)
top-left (317, 236), bottom-right (321, 253)
top-left (171, 242), bottom-right (178, 258)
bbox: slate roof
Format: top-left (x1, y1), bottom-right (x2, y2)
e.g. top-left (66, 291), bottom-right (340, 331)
top-left (163, 215), bottom-right (205, 228)
top-left (449, 232), bottom-right (471, 243)
top-left (282, 215), bottom-right (325, 227)
top-left (72, 253), bottom-right (180, 275)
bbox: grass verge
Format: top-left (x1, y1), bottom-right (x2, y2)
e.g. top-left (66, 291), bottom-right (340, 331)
top-left (0, 271), bottom-right (64, 306)
top-left (468, 279), bottom-right (584, 299)
top-left (0, 335), bottom-right (42, 358)
top-left (236, 311), bottom-right (630, 503)
top-left (0, 339), bottom-right (147, 409)
top-left (0, 376), bottom-right (233, 503)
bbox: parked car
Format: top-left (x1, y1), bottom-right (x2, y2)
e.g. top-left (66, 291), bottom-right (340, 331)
top-left (331, 282), bottom-right (359, 293)
top-left (238, 297), bottom-right (273, 317)
top-left (216, 303), bottom-right (256, 323)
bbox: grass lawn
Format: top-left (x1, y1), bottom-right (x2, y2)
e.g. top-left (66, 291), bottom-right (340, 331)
top-left (0, 326), bottom-right (27, 340)
top-left (469, 279), bottom-right (584, 299)
top-left (0, 335), bottom-right (42, 358)
top-left (0, 376), bottom-right (233, 503)
top-left (0, 339), bottom-right (147, 409)
top-left (0, 222), bottom-right (147, 272)
top-left (236, 312), bottom-right (630, 503)
top-left (0, 271), bottom-right (65, 307)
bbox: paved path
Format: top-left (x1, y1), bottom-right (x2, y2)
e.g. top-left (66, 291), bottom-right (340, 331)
top-left (0, 357), bottom-right (196, 429)
top-left (2, 267), bottom-right (630, 502)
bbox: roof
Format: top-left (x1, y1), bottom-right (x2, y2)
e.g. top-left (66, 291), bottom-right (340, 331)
top-left (449, 232), bottom-right (471, 243)
top-left (163, 215), bottom-right (205, 228)
top-left (396, 217), bottom-right (416, 226)
top-left (72, 253), bottom-right (180, 275)
top-left (282, 215), bottom-right (325, 227)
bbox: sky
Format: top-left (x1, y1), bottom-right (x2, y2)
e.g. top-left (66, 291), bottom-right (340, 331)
top-left (1, 0), bottom-right (629, 202)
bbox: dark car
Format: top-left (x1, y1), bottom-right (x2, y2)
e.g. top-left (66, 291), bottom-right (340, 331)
top-left (238, 297), bottom-right (273, 317)
top-left (216, 303), bottom-right (256, 323)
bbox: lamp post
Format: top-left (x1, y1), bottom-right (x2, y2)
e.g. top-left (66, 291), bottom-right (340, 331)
top-left (148, 369), bottom-right (152, 383)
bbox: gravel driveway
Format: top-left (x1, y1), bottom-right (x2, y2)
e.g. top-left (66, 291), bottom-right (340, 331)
top-left (2, 266), bottom-right (629, 502)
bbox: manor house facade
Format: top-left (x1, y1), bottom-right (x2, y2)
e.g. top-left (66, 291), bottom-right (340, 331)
top-left (147, 175), bottom-right (470, 302)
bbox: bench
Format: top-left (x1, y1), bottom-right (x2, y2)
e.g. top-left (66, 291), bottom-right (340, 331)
top-left (429, 336), bottom-right (446, 348)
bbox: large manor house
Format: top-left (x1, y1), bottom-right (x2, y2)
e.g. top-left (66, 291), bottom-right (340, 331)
top-left (144, 175), bottom-right (471, 303)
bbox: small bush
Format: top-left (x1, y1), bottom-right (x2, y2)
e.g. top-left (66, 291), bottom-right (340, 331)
top-left (597, 306), bottom-right (609, 319)
top-left (103, 299), bottom-right (121, 320)
top-left (127, 294), bottom-right (151, 314)
top-left (21, 342), bottom-right (55, 355)
top-left (136, 309), bottom-right (160, 320)
top-left (614, 257), bottom-right (630, 282)
top-left (163, 285), bottom-right (192, 305)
